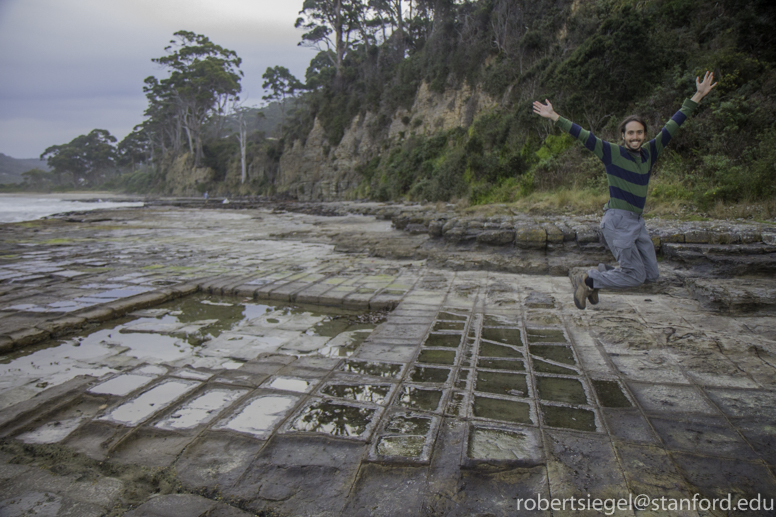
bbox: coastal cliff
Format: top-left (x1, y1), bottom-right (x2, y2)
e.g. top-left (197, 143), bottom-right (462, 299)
top-left (275, 81), bottom-right (498, 201)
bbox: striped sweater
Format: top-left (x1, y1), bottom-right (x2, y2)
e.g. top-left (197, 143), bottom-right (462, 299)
top-left (555, 98), bottom-right (698, 214)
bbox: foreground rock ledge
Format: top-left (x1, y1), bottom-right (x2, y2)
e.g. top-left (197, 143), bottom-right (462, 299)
top-left (0, 202), bottom-right (775, 516)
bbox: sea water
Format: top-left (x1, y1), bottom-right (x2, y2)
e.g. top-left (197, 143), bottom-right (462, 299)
top-left (0, 194), bottom-right (143, 223)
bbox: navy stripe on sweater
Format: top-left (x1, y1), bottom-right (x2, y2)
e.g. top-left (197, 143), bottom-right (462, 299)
top-left (609, 185), bottom-right (645, 210)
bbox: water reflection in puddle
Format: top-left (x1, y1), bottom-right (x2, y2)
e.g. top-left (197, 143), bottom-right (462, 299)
top-left (156, 389), bottom-right (248, 430)
top-left (376, 435), bottom-right (426, 457)
top-left (396, 386), bottom-right (443, 412)
top-left (89, 374), bottom-right (155, 396)
top-left (216, 394), bottom-right (299, 438)
top-left (288, 400), bottom-right (377, 438)
top-left (473, 396), bottom-right (532, 424)
top-left (341, 360), bottom-right (403, 379)
top-left (265, 377), bottom-right (314, 393)
top-left (0, 294), bottom-right (379, 410)
top-left (320, 383), bottom-right (392, 405)
top-left (541, 404), bottom-right (597, 431)
top-left (101, 379), bottom-right (200, 426)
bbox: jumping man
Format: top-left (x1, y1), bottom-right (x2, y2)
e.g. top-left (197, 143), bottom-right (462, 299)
top-left (532, 71), bottom-right (717, 309)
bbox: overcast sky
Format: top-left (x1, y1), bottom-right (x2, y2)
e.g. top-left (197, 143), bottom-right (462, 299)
top-left (0, 0), bottom-right (314, 158)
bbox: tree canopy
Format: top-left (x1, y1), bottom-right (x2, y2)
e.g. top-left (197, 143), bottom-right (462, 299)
top-left (41, 129), bottom-right (117, 186)
top-left (145, 30), bottom-right (243, 166)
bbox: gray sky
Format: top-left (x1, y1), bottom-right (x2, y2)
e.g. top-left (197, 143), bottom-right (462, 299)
top-left (0, 0), bottom-right (313, 158)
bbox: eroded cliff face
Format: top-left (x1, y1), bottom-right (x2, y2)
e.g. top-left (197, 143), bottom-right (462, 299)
top-left (277, 81), bottom-right (498, 201)
top-left (164, 154), bottom-right (213, 196)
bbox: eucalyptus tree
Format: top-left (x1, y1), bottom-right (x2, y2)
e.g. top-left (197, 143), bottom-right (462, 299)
top-left (40, 129), bottom-right (117, 186)
top-left (295, 0), bottom-right (368, 80)
top-left (117, 128), bottom-right (153, 172)
top-left (262, 66), bottom-right (304, 131)
top-left (147, 31), bottom-right (243, 166)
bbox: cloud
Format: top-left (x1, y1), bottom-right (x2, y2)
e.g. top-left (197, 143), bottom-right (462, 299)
top-left (0, 0), bottom-right (314, 158)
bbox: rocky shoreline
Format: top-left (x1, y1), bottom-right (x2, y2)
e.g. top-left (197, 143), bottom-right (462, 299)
top-left (1, 200), bottom-right (775, 516)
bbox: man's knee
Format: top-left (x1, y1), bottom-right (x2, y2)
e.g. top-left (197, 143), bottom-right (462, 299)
top-left (630, 267), bottom-right (647, 285)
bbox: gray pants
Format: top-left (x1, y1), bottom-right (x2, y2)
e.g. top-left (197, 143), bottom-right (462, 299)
top-left (587, 209), bottom-right (659, 289)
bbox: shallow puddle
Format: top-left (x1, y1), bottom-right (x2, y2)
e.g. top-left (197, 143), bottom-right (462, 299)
top-left (446, 392), bottom-right (467, 417)
top-left (341, 360), bottom-right (403, 379)
top-left (396, 386), bottom-right (443, 412)
top-left (382, 413), bottom-right (432, 435)
top-left (376, 435), bottom-right (426, 458)
top-left (479, 342), bottom-right (523, 358)
top-left (88, 374), bottom-right (156, 397)
top-left (529, 345), bottom-right (576, 366)
top-left (455, 369), bottom-right (469, 390)
top-left (437, 312), bottom-right (468, 321)
top-left (481, 328), bottom-right (523, 346)
top-left (477, 358), bottom-right (525, 371)
top-left (475, 371), bottom-right (528, 397)
top-left (101, 379), bottom-right (200, 426)
top-left (0, 293), bottom-right (383, 411)
top-left (409, 366), bottom-right (451, 384)
top-left (318, 330), bottom-right (372, 357)
top-left (156, 388), bottom-right (248, 430)
top-left (432, 321), bottom-right (466, 332)
top-left (541, 404), bottom-right (596, 431)
top-left (468, 426), bottom-right (541, 462)
top-left (592, 380), bottom-right (632, 407)
top-left (288, 400), bottom-right (376, 438)
top-left (481, 315), bottom-right (518, 327)
top-left (216, 394), bottom-right (299, 438)
top-left (423, 333), bottom-right (462, 348)
top-left (532, 359), bottom-right (577, 375)
top-left (526, 328), bottom-right (567, 343)
top-left (473, 396), bottom-right (532, 424)
top-left (265, 377), bottom-right (315, 393)
top-left (535, 376), bottom-right (588, 405)
top-left (320, 383), bottom-right (392, 405)
top-left (417, 349), bottom-right (457, 365)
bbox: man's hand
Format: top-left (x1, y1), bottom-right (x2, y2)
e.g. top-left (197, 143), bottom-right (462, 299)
top-left (533, 99), bottom-right (560, 122)
top-left (691, 71), bottom-right (717, 103)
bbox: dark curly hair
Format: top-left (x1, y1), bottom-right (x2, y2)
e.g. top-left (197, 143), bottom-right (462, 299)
top-left (618, 115), bottom-right (648, 142)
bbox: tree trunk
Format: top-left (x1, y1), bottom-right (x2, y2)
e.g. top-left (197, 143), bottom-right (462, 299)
top-left (335, 0), bottom-right (344, 78)
top-left (240, 117), bottom-right (247, 184)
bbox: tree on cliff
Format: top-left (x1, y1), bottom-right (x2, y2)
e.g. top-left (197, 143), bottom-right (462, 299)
top-left (146, 31), bottom-right (243, 166)
top-left (41, 129), bottom-right (117, 186)
top-left (296, 0), bottom-right (366, 81)
top-left (262, 66), bottom-right (304, 132)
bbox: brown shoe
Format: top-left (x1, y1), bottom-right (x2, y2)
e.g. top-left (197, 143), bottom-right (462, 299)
top-left (589, 264), bottom-right (611, 305)
top-left (573, 273), bottom-right (593, 310)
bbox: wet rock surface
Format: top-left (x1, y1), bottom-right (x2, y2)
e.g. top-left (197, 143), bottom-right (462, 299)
top-left (0, 201), bottom-right (775, 516)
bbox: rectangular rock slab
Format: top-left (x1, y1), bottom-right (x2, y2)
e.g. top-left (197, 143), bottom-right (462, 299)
top-left (341, 464), bottom-right (429, 517)
top-left (123, 494), bottom-right (216, 517)
top-left (109, 428), bottom-right (197, 467)
top-left (226, 435), bottom-right (365, 516)
top-left (671, 452), bottom-right (776, 503)
top-left (602, 409), bottom-right (657, 444)
top-left (614, 443), bottom-right (697, 503)
top-left (627, 383), bottom-right (716, 415)
top-left (545, 430), bottom-right (630, 502)
top-left (175, 431), bottom-right (265, 490)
